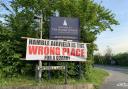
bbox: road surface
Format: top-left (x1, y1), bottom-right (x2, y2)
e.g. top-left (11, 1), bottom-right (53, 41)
top-left (97, 65), bottom-right (128, 89)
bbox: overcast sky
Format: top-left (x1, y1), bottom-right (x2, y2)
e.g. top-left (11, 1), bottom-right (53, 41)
top-left (94, 0), bottom-right (128, 55)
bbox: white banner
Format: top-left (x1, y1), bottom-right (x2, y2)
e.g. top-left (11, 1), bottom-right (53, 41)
top-left (26, 38), bottom-right (87, 61)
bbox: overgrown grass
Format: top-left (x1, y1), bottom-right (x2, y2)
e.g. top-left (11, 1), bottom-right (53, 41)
top-left (0, 68), bottom-right (108, 88)
top-left (86, 68), bottom-right (109, 88)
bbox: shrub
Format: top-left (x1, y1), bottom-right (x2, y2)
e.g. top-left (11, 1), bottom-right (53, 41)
top-left (112, 53), bottom-right (128, 66)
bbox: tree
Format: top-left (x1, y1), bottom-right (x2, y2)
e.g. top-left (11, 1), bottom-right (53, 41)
top-left (0, 0), bottom-right (118, 78)
top-left (104, 46), bottom-right (113, 64)
top-left (0, 22), bottom-right (21, 77)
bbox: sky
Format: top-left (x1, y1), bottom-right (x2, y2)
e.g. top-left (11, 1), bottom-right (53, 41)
top-left (94, 0), bottom-right (128, 55)
top-left (0, 0), bottom-right (128, 55)
top-left (0, 0), bottom-right (9, 22)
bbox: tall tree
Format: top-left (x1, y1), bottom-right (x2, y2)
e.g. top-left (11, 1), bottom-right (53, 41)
top-left (1, 0), bottom-right (118, 78)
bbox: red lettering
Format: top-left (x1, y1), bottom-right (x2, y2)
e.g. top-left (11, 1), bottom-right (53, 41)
top-left (62, 48), bottom-right (70, 56)
top-left (56, 47), bottom-right (60, 55)
top-left (67, 48), bottom-right (70, 56)
top-left (71, 48), bottom-right (75, 56)
top-left (28, 46), bottom-right (38, 55)
top-left (81, 49), bottom-right (85, 57)
top-left (62, 48), bottom-right (67, 55)
top-left (44, 47), bottom-right (49, 55)
top-left (50, 47), bottom-right (55, 55)
top-left (38, 46), bottom-right (43, 55)
top-left (28, 46), bottom-right (85, 57)
top-left (76, 49), bottom-right (80, 56)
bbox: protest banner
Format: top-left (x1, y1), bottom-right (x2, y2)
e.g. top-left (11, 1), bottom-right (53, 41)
top-left (26, 38), bottom-right (87, 61)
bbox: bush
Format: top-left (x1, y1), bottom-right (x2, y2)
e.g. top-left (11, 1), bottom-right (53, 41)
top-left (94, 55), bottom-right (111, 65)
top-left (112, 53), bottom-right (128, 66)
top-left (0, 25), bottom-right (34, 77)
top-left (94, 52), bottom-right (128, 66)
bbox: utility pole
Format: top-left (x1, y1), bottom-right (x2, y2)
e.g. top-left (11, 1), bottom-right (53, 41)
top-left (38, 11), bottom-right (43, 81)
top-left (34, 11), bottom-right (43, 81)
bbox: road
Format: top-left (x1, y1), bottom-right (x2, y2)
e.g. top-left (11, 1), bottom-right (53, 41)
top-left (96, 65), bottom-right (128, 89)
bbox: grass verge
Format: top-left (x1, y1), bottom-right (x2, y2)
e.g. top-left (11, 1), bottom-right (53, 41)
top-left (86, 68), bottom-right (109, 88)
top-left (0, 68), bottom-right (108, 88)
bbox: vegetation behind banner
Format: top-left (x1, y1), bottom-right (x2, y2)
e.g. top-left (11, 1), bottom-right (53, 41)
top-left (0, 0), bottom-right (118, 80)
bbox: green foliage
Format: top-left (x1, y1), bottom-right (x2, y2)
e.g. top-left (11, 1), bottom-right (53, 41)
top-left (0, 24), bottom-right (21, 77)
top-left (0, 23), bottom-right (35, 77)
top-left (94, 46), bottom-right (113, 65)
top-left (94, 55), bottom-right (113, 65)
top-left (0, 0), bottom-right (118, 80)
top-left (94, 55), bottom-right (110, 65)
top-left (86, 68), bottom-right (109, 88)
top-left (0, 68), bottom-right (108, 87)
top-left (112, 53), bottom-right (128, 66)
top-left (94, 52), bottom-right (128, 66)
top-left (94, 54), bottom-right (106, 64)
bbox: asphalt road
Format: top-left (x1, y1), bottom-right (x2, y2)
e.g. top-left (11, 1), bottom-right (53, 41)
top-left (96, 65), bottom-right (128, 89)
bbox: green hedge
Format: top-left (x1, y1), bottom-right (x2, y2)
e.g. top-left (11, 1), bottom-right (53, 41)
top-left (94, 53), bottom-right (128, 66)
top-left (112, 53), bottom-right (128, 66)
